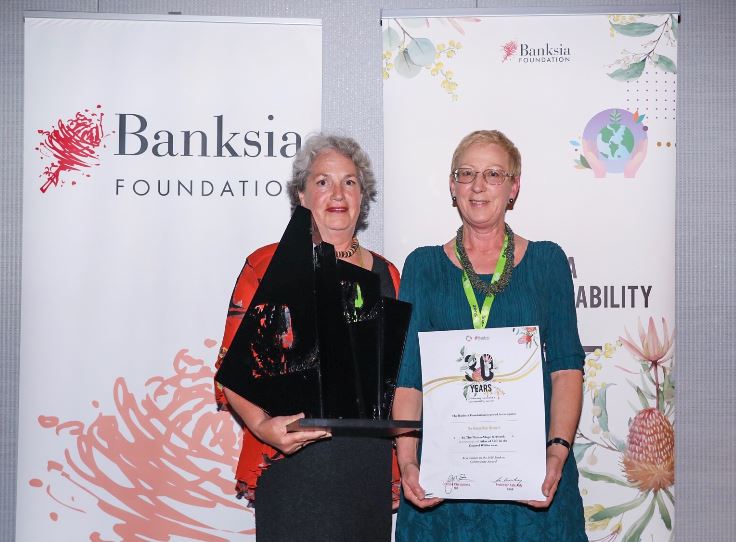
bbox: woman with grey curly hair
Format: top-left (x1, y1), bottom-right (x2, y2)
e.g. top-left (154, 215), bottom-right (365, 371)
top-left (214, 133), bottom-right (401, 541)
top-left (287, 133), bottom-right (377, 233)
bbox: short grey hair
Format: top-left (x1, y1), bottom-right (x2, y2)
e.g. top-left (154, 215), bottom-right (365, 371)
top-left (287, 133), bottom-right (377, 232)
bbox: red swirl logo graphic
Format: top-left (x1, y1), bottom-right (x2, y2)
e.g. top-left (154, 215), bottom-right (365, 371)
top-left (36, 106), bottom-right (106, 193)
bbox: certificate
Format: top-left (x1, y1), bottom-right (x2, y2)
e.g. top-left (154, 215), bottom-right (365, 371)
top-left (418, 326), bottom-right (546, 501)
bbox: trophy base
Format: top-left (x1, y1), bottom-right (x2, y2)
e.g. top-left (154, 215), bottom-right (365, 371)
top-left (287, 418), bottom-right (421, 437)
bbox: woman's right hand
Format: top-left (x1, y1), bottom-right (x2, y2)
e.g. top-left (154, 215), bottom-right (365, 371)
top-left (222, 388), bottom-right (331, 455)
top-left (393, 387), bottom-right (441, 509)
top-left (400, 462), bottom-right (443, 509)
top-left (252, 412), bottom-right (331, 455)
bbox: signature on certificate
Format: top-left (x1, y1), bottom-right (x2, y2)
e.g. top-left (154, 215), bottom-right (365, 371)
top-left (493, 476), bottom-right (524, 491)
top-left (443, 473), bottom-right (472, 494)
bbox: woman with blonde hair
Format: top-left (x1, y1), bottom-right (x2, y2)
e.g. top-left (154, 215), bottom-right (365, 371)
top-left (393, 130), bottom-right (586, 541)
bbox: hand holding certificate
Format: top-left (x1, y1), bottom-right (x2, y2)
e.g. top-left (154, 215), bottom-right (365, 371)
top-left (418, 326), bottom-right (547, 501)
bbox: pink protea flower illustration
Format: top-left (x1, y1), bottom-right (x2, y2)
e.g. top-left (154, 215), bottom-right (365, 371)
top-left (576, 313), bottom-right (676, 539)
top-left (619, 317), bottom-right (673, 409)
top-left (471, 368), bottom-right (483, 382)
top-left (33, 343), bottom-right (252, 540)
top-left (619, 317), bottom-right (674, 367)
top-left (517, 327), bottom-right (536, 347)
top-left (619, 318), bottom-right (675, 491)
top-left (622, 407), bottom-right (675, 492)
top-left (501, 41), bottom-right (518, 62)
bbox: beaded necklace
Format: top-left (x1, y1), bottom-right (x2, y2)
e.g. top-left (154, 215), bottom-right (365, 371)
top-left (454, 224), bottom-right (515, 329)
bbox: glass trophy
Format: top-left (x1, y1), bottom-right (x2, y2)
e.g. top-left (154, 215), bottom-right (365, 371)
top-left (214, 206), bottom-right (419, 436)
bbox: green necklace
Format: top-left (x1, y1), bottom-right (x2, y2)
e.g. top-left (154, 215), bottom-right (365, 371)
top-left (455, 223), bottom-right (515, 296)
top-left (454, 224), bottom-right (514, 329)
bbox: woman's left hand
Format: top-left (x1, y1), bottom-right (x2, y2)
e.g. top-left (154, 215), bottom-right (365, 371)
top-left (525, 448), bottom-right (566, 509)
top-left (524, 369), bottom-right (582, 508)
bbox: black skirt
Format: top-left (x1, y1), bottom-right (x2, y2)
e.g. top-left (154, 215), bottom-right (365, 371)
top-left (254, 436), bottom-right (393, 542)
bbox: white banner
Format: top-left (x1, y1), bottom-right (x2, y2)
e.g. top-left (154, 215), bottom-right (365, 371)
top-left (19, 14), bottom-right (321, 541)
top-left (383, 12), bottom-right (676, 541)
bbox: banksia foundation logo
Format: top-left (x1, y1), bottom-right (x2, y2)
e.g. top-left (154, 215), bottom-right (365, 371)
top-left (36, 105), bottom-right (106, 193)
top-left (571, 108), bottom-right (648, 178)
top-left (501, 41), bottom-right (518, 62)
top-left (499, 40), bottom-right (571, 64)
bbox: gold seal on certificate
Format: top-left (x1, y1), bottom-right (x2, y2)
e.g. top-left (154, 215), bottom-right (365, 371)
top-left (418, 326), bottom-right (547, 501)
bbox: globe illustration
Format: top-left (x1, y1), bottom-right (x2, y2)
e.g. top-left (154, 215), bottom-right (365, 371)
top-left (582, 109), bottom-right (647, 175)
top-left (596, 123), bottom-right (634, 160)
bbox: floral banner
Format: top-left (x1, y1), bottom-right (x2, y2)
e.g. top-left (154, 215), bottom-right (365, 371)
top-left (19, 14), bottom-right (321, 541)
top-left (382, 11), bottom-right (677, 542)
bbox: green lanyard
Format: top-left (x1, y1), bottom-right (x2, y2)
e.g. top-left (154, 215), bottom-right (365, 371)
top-left (455, 232), bottom-right (509, 329)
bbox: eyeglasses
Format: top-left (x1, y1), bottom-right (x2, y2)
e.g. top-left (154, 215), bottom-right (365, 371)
top-left (452, 167), bottom-right (516, 185)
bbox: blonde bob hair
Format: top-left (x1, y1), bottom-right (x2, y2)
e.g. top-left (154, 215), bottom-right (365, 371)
top-left (450, 130), bottom-right (522, 177)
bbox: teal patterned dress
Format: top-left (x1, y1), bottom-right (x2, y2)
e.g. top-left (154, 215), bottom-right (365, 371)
top-left (395, 242), bottom-right (586, 542)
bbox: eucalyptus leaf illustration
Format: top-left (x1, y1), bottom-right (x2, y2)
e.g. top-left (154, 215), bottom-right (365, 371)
top-left (610, 433), bottom-right (627, 453)
top-left (662, 487), bottom-right (675, 505)
top-left (635, 386), bottom-right (650, 409)
top-left (610, 22), bottom-right (659, 37)
top-left (573, 441), bottom-right (594, 463)
top-left (570, 138), bottom-right (591, 169)
top-left (657, 387), bottom-right (666, 413)
top-left (406, 37), bottom-right (436, 67)
top-left (638, 370), bottom-right (657, 396)
top-left (621, 496), bottom-right (657, 542)
top-left (590, 492), bottom-right (649, 521)
top-left (663, 372), bottom-right (675, 403)
top-left (579, 468), bottom-right (631, 487)
top-left (655, 491), bottom-right (672, 530)
top-left (641, 366), bottom-right (656, 385)
top-left (670, 14), bottom-right (679, 41)
top-left (654, 53), bottom-right (677, 73)
top-left (394, 49), bottom-right (421, 78)
top-left (383, 26), bottom-right (401, 49)
top-left (608, 59), bottom-right (646, 81)
top-left (593, 383), bottom-right (613, 432)
top-left (382, 18), bottom-right (472, 100)
top-left (606, 15), bottom-right (677, 83)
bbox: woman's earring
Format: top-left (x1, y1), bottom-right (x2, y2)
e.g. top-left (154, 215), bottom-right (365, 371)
top-left (452, 195), bottom-right (457, 207)
top-left (508, 197), bottom-right (514, 205)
